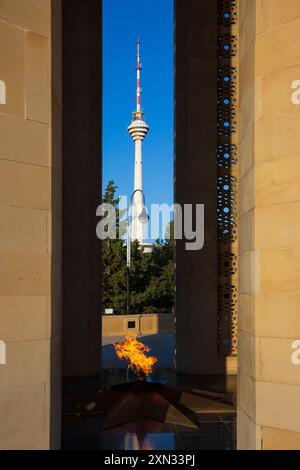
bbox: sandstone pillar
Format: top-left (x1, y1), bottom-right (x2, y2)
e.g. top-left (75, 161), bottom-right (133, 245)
top-left (238, 0), bottom-right (300, 449)
top-left (62, 0), bottom-right (102, 377)
top-left (0, 0), bottom-right (62, 449)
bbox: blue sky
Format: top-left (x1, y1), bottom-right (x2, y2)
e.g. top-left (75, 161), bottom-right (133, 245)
top-left (103, 0), bottom-right (174, 239)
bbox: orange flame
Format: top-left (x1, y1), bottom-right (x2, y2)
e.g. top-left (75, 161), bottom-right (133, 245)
top-left (113, 335), bottom-right (158, 377)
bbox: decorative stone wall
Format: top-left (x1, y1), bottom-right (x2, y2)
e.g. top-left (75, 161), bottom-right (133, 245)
top-left (175, 0), bottom-right (237, 375)
top-left (217, 0), bottom-right (239, 357)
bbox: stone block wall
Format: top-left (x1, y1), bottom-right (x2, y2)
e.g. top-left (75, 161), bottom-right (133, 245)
top-left (238, 0), bottom-right (300, 450)
top-left (102, 314), bottom-right (175, 337)
top-left (0, 0), bottom-right (62, 450)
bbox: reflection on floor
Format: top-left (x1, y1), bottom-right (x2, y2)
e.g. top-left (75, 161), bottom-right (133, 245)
top-left (62, 371), bottom-right (236, 450)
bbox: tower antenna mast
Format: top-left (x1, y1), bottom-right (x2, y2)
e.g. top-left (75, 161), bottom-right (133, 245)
top-left (136, 37), bottom-right (141, 113)
top-left (128, 38), bottom-right (150, 245)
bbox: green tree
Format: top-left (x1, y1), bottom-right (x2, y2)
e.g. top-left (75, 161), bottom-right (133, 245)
top-left (102, 181), bottom-right (174, 314)
top-left (102, 238), bottom-right (127, 312)
top-left (102, 181), bottom-right (127, 312)
top-left (141, 224), bottom-right (174, 312)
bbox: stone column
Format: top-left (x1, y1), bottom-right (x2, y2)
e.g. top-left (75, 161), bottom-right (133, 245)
top-left (62, 0), bottom-right (102, 377)
top-left (238, 0), bottom-right (300, 450)
top-left (175, 0), bottom-right (227, 374)
top-left (0, 0), bottom-right (62, 449)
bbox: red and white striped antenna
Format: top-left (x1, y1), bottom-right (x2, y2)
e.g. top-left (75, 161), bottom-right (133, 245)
top-left (136, 37), bottom-right (142, 113)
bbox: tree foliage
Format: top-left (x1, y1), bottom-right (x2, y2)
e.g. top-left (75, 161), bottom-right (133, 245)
top-left (102, 181), bottom-right (174, 314)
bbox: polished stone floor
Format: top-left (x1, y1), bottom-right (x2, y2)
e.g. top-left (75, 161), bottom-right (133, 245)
top-left (62, 371), bottom-right (237, 450)
top-left (63, 414), bottom-right (236, 450)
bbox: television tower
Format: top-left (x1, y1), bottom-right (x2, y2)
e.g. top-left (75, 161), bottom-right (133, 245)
top-left (128, 38), bottom-right (149, 244)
